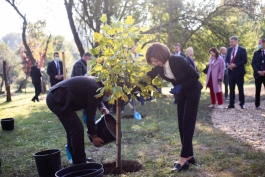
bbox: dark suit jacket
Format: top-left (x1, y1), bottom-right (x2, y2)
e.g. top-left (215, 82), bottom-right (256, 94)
top-left (71, 59), bottom-right (87, 77)
top-left (49, 76), bottom-right (105, 135)
top-left (147, 55), bottom-right (202, 97)
top-left (226, 46), bottom-right (247, 76)
top-left (186, 56), bottom-right (196, 70)
top-left (47, 60), bottom-right (64, 85)
top-left (30, 66), bottom-right (42, 84)
top-left (251, 49), bottom-right (265, 79)
top-left (174, 52), bottom-right (186, 58)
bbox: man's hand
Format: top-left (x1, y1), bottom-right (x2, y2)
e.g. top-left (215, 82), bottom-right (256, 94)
top-left (258, 71), bottom-right (265, 76)
top-left (101, 107), bottom-right (109, 115)
top-left (230, 63), bottom-right (236, 68)
top-left (55, 75), bottom-right (63, 80)
top-left (228, 63), bottom-right (236, 70)
top-left (93, 137), bottom-right (104, 147)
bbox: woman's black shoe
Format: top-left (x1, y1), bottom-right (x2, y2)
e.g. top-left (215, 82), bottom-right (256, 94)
top-left (172, 161), bottom-right (189, 172)
top-left (187, 157), bottom-right (196, 164)
top-left (174, 157), bottom-right (195, 165)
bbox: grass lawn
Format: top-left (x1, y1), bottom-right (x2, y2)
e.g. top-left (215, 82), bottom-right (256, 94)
top-left (1, 86), bottom-right (265, 177)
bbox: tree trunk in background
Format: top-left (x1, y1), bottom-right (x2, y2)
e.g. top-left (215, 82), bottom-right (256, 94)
top-left (15, 78), bottom-right (28, 93)
top-left (6, 0), bottom-right (36, 64)
top-left (64, 0), bottom-right (85, 57)
top-left (3, 61), bottom-right (11, 102)
top-left (167, 0), bottom-right (173, 48)
top-left (0, 74), bottom-right (4, 93)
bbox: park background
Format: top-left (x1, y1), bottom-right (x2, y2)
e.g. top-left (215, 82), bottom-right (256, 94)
top-left (1, 0), bottom-right (265, 176)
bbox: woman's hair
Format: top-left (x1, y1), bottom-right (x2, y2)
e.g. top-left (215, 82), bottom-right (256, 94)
top-left (209, 47), bottom-right (220, 58)
top-left (185, 47), bottom-right (193, 55)
top-left (146, 42), bottom-right (171, 65)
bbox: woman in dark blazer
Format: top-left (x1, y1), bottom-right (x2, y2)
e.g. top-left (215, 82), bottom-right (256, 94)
top-left (146, 42), bottom-right (202, 172)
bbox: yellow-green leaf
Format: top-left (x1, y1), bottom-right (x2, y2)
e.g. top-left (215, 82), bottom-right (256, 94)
top-left (93, 64), bottom-right (102, 71)
top-left (100, 14), bottom-right (107, 23)
top-left (94, 32), bottom-right (103, 41)
top-left (107, 29), bottom-right (116, 35)
top-left (125, 16), bottom-right (135, 25)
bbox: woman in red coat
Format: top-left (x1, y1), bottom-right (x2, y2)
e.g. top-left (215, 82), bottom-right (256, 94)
top-left (206, 47), bottom-right (225, 108)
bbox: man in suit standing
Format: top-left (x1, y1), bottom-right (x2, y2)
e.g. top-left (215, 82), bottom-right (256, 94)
top-left (71, 52), bottom-right (91, 77)
top-left (251, 38), bottom-right (265, 109)
top-left (174, 43), bottom-right (186, 58)
top-left (226, 36), bottom-right (247, 109)
top-left (47, 52), bottom-right (64, 87)
top-left (30, 62), bottom-right (42, 102)
top-left (220, 47), bottom-right (229, 101)
top-left (173, 43), bottom-right (186, 104)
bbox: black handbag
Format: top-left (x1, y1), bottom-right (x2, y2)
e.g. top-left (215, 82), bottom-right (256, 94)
top-left (202, 65), bottom-right (209, 74)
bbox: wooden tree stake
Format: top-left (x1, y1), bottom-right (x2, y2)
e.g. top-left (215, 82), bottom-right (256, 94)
top-left (62, 52), bottom-right (67, 80)
top-left (116, 98), bottom-right (122, 170)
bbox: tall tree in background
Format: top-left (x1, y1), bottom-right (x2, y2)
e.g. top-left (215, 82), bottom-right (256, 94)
top-left (5, 0), bottom-right (36, 64)
top-left (64, 0), bottom-right (149, 56)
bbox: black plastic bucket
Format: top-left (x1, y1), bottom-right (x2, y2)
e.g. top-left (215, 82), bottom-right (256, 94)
top-left (55, 163), bottom-right (104, 177)
top-left (89, 114), bottom-right (122, 145)
top-left (34, 149), bottom-right (62, 177)
top-left (1, 118), bottom-right (14, 131)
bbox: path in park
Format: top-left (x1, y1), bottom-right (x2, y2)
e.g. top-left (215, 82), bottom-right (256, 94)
top-left (211, 88), bottom-right (265, 152)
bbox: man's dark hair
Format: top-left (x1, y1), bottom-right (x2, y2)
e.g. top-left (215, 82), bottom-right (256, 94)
top-left (83, 52), bottom-right (91, 57)
top-left (261, 38), bottom-right (265, 43)
top-left (53, 52), bottom-right (59, 56)
top-left (174, 43), bottom-right (180, 47)
top-left (229, 36), bottom-right (238, 41)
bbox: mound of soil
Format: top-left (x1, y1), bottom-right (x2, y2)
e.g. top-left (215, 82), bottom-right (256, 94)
top-left (103, 160), bottom-right (142, 175)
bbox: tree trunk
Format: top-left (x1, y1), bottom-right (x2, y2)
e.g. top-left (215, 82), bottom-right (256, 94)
top-left (64, 0), bottom-right (85, 57)
top-left (6, 0), bottom-right (35, 64)
top-left (3, 61), bottom-right (11, 102)
top-left (15, 78), bottom-right (28, 93)
top-left (116, 98), bottom-right (122, 170)
top-left (0, 74), bottom-right (4, 92)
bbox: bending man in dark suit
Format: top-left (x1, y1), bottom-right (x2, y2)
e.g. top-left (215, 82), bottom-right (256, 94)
top-left (226, 36), bottom-right (247, 109)
top-left (46, 76), bottom-right (110, 164)
top-left (251, 38), bottom-right (265, 109)
top-left (47, 52), bottom-right (64, 86)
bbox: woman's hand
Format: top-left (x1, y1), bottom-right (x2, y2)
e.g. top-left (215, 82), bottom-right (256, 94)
top-left (218, 79), bottom-right (222, 84)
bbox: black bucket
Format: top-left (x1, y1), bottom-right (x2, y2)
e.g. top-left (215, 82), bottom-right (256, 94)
top-left (89, 114), bottom-right (122, 145)
top-left (1, 118), bottom-right (14, 131)
top-left (34, 149), bottom-right (62, 177)
top-left (55, 163), bottom-right (104, 177)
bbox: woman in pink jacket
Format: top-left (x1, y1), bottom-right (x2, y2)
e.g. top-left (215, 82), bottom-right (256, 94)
top-left (206, 47), bottom-right (225, 108)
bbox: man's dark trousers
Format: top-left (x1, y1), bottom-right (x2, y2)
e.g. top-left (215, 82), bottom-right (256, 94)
top-left (33, 83), bottom-right (41, 101)
top-left (46, 91), bottom-right (86, 164)
top-left (229, 72), bottom-right (245, 106)
top-left (255, 76), bottom-right (265, 107)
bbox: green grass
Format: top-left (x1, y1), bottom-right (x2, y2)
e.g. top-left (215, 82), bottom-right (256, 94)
top-left (1, 86), bottom-right (265, 177)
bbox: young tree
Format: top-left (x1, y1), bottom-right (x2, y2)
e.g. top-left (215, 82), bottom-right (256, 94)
top-left (90, 14), bottom-right (164, 173)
